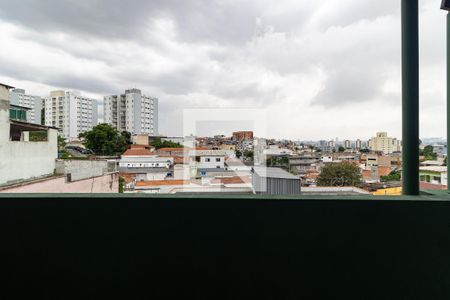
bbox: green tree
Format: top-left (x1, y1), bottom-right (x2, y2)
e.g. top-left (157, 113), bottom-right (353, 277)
top-left (338, 146), bottom-right (345, 153)
top-left (119, 177), bottom-right (125, 193)
top-left (236, 150), bottom-right (242, 159)
top-left (29, 131), bottom-right (47, 142)
top-left (421, 145), bottom-right (437, 161)
top-left (58, 136), bottom-right (67, 151)
top-left (380, 170), bottom-right (401, 182)
top-left (360, 148), bottom-right (370, 154)
top-left (79, 123), bottom-right (127, 156)
top-left (317, 162), bottom-right (362, 187)
top-left (267, 156), bottom-right (289, 167)
top-left (121, 131), bottom-right (132, 145)
top-left (243, 150), bottom-right (254, 160)
top-left (150, 137), bottom-right (182, 150)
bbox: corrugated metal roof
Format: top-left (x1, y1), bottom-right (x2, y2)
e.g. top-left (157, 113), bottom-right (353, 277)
top-left (252, 167), bottom-right (299, 179)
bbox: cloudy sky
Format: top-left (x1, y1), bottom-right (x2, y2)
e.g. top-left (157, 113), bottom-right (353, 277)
top-left (0, 0), bottom-right (446, 140)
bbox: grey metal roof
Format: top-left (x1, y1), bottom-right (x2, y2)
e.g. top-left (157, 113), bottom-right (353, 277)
top-left (252, 167), bottom-right (299, 179)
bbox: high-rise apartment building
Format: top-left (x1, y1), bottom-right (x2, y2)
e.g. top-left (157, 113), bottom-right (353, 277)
top-left (368, 132), bottom-right (402, 154)
top-left (103, 89), bottom-right (158, 135)
top-left (344, 140), bottom-right (351, 149)
top-left (355, 139), bottom-right (362, 149)
top-left (9, 89), bottom-right (41, 124)
top-left (44, 90), bottom-right (98, 140)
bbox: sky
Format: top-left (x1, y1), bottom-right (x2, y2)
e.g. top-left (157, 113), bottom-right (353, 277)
top-left (0, 0), bottom-right (446, 141)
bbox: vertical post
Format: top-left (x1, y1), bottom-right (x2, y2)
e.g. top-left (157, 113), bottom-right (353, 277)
top-left (401, 0), bottom-right (420, 195)
top-left (447, 13), bottom-right (450, 192)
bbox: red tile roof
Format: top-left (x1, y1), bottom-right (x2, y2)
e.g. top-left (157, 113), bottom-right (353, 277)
top-left (378, 166), bottom-right (392, 177)
top-left (210, 177), bottom-right (251, 185)
top-left (362, 170), bottom-right (373, 180)
top-left (158, 156), bottom-right (185, 164)
top-left (122, 148), bottom-right (154, 156)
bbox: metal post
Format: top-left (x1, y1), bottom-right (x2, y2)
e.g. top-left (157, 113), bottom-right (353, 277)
top-left (401, 0), bottom-right (420, 195)
top-left (447, 13), bottom-right (450, 193)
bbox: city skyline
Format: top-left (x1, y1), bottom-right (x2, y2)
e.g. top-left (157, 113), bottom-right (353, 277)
top-left (0, 0), bottom-right (445, 140)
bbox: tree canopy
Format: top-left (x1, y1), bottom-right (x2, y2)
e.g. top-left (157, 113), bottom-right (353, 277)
top-left (380, 170), bottom-right (401, 182)
top-left (267, 156), bottom-right (289, 167)
top-left (150, 137), bottom-right (183, 150)
top-left (317, 162), bottom-right (362, 187)
top-left (79, 123), bottom-right (128, 156)
top-left (420, 145), bottom-right (437, 161)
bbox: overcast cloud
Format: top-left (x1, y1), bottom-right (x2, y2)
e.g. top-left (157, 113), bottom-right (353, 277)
top-left (0, 0), bottom-right (445, 140)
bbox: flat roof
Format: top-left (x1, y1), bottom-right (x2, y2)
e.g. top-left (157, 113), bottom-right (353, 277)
top-left (420, 166), bottom-right (447, 173)
top-left (421, 160), bottom-right (445, 166)
top-left (10, 120), bottom-right (59, 131)
top-left (10, 104), bottom-right (31, 110)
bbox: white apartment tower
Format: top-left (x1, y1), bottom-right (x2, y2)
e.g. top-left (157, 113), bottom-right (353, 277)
top-left (344, 140), bottom-right (351, 149)
top-left (44, 90), bottom-right (98, 140)
top-left (103, 89), bottom-right (158, 135)
top-left (9, 88), bottom-right (42, 124)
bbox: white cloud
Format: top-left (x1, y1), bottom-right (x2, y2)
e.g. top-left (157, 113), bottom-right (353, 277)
top-left (0, 0), bottom-right (446, 140)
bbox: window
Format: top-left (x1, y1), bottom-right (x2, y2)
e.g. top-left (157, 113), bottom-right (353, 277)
top-left (0, 2), bottom-right (440, 199)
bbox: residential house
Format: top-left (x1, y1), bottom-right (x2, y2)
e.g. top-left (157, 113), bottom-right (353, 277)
top-left (419, 166), bottom-right (448, 190)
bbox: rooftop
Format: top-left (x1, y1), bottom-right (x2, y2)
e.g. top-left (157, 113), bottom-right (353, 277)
top-left (252, 167), bottom-right (300, 180)
top-left (122, 148), bottom-right (154, 156)
top-left (210, 176), bottom-right (252, 185)
top-left (302, 186), bottom-right (371, 195)
top-left (419, 166), bottom-right (448, 173)
top-left (189, 150), bottom-right (228, 156)
top-left (156, 147), bottom-right (208, 153)
top-left (421, 160), bottom-right (445, 166)
top-left (10, 120), bottom-right (58, 131)
top-left (135, 180), bottom-right (190, 187)
top-left (0, 82), bottom-right (15, 89)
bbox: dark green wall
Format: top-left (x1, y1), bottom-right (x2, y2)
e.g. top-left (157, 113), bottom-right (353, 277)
top-left (0, 196), bottom-right (450, 299)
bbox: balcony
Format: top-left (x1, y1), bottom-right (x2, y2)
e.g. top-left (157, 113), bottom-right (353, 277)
top-left (0, 192), bottom-right (450, 298)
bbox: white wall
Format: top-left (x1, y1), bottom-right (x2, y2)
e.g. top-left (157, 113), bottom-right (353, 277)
top-left (1, 98), bottom-right (58, 185)
top-left (0, 128), bottom-right (58, 185)
top-left (198, 156), bottom-right (225, 169)
top-left (55, 159), bottom-right (108, 182)
top-left (174, 164), bottom-right (190, 180)
top-left (0, 99), bottom-right (9, 142)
